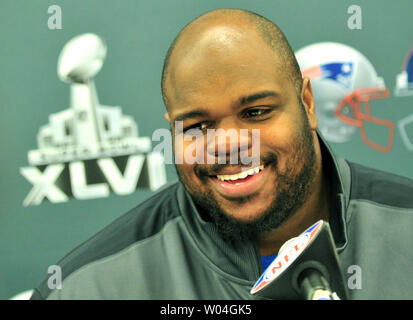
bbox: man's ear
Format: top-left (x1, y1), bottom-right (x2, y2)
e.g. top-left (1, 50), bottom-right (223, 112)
top-left (301, 77), bottom-right (318, 130)
top-left (164, 112), bottom-right (171, 124)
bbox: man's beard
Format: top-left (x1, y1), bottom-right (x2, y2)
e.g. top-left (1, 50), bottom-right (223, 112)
top-left (175, 107), bottom-right (317, 243)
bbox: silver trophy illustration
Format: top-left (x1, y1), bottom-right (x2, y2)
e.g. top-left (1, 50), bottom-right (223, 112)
top-left (28, 33), bottom-right (151, 165)
top-left (21, 33), bottom-right (166, 206)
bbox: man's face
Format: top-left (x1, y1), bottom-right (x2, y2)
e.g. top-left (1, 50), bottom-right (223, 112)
top-left (165, 27), bottom-right (318, 240)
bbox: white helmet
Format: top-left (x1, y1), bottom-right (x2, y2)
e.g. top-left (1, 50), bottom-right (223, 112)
top-left (295, 42), bottom-right (394, 153)
top-left (394, 45), bottom-right (413, 97)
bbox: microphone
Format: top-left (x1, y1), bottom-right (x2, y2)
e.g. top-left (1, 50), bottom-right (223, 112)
top-left (250, 220), bottom-right (349, 300)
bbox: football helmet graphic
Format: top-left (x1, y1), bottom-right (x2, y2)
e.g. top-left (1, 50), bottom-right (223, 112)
top-left (398, 114), bottom-right (413, 151)
top-left (295, 42), bottom-right (394, 153)
top-left (395, 44), bottom-right (413, 151)
top-left (394, 44), bottom-right (413, 97)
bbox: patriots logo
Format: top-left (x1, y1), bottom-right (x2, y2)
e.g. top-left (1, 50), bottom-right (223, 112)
top-left (302, 62), bottom-right (354, 89)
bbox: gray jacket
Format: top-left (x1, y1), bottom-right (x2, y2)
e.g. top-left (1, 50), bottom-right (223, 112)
top-left (31, 136), bottom-right (413, 299)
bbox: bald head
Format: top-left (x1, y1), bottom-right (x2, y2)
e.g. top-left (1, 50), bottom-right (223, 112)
top-left (161, 9), bottom-right (303, 107)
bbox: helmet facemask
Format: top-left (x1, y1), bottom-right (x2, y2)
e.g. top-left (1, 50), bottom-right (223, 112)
top-left (335, 87), bottom-right (394, 153)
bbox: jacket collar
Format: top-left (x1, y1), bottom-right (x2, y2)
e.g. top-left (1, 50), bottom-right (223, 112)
top-left (176, 182), bottom-right (262, 282)
top-left (316, 130), bottom-right (350, 252)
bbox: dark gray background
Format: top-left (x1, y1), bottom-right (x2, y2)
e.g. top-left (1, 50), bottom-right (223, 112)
top-left (0, 0), bottom-right (412, 299)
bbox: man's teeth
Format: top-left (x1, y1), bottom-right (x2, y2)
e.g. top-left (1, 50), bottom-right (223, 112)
top-left (216, 165), bottom-right (264, 181)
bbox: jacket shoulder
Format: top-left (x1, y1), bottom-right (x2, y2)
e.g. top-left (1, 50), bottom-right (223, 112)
top-left (31, 180), bottom-right (181, 299)
top-left (347, 161), bottom-right (413, 209)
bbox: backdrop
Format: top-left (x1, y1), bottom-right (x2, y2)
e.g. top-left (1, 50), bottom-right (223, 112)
top-left (1, 0), bottom-right (412, 299)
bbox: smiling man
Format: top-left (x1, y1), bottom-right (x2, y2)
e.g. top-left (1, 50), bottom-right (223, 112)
top-left (162, 10), bottom-right (328, 251)
top-left (31, 9), bottom-right (413, 300)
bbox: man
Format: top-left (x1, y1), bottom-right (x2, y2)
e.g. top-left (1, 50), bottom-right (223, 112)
top-left (31, 9), bottom-right (413, 300)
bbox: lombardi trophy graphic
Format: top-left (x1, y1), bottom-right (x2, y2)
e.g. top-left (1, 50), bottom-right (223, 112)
top-left (21, 33), bottom-right (166, 206)
top-left (28, 33), bottom-right (151, 165)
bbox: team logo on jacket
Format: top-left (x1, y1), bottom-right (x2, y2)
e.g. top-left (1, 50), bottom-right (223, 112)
top-left (250, 220), bottom-right (323, 294)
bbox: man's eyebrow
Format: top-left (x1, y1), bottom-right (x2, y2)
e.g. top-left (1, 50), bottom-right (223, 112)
top-left (239, 90), bottom-right (280, 105)
top-left (173, 110), bottom-right (209, 122)
top-left (172, 91), bottom-right (279, 122)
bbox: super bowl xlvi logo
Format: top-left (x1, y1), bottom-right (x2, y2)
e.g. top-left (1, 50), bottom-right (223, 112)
top-left (20, 33), bottom-right (166, 206)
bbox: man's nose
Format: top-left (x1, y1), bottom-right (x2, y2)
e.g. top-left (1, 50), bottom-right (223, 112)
top-left (206, 123), bottom-right (250, 164)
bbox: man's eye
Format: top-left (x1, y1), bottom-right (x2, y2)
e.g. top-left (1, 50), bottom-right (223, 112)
top-left (183, 122), bottom-right (209, 134)
top-left (243, 108), bottom-right (272, 119)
